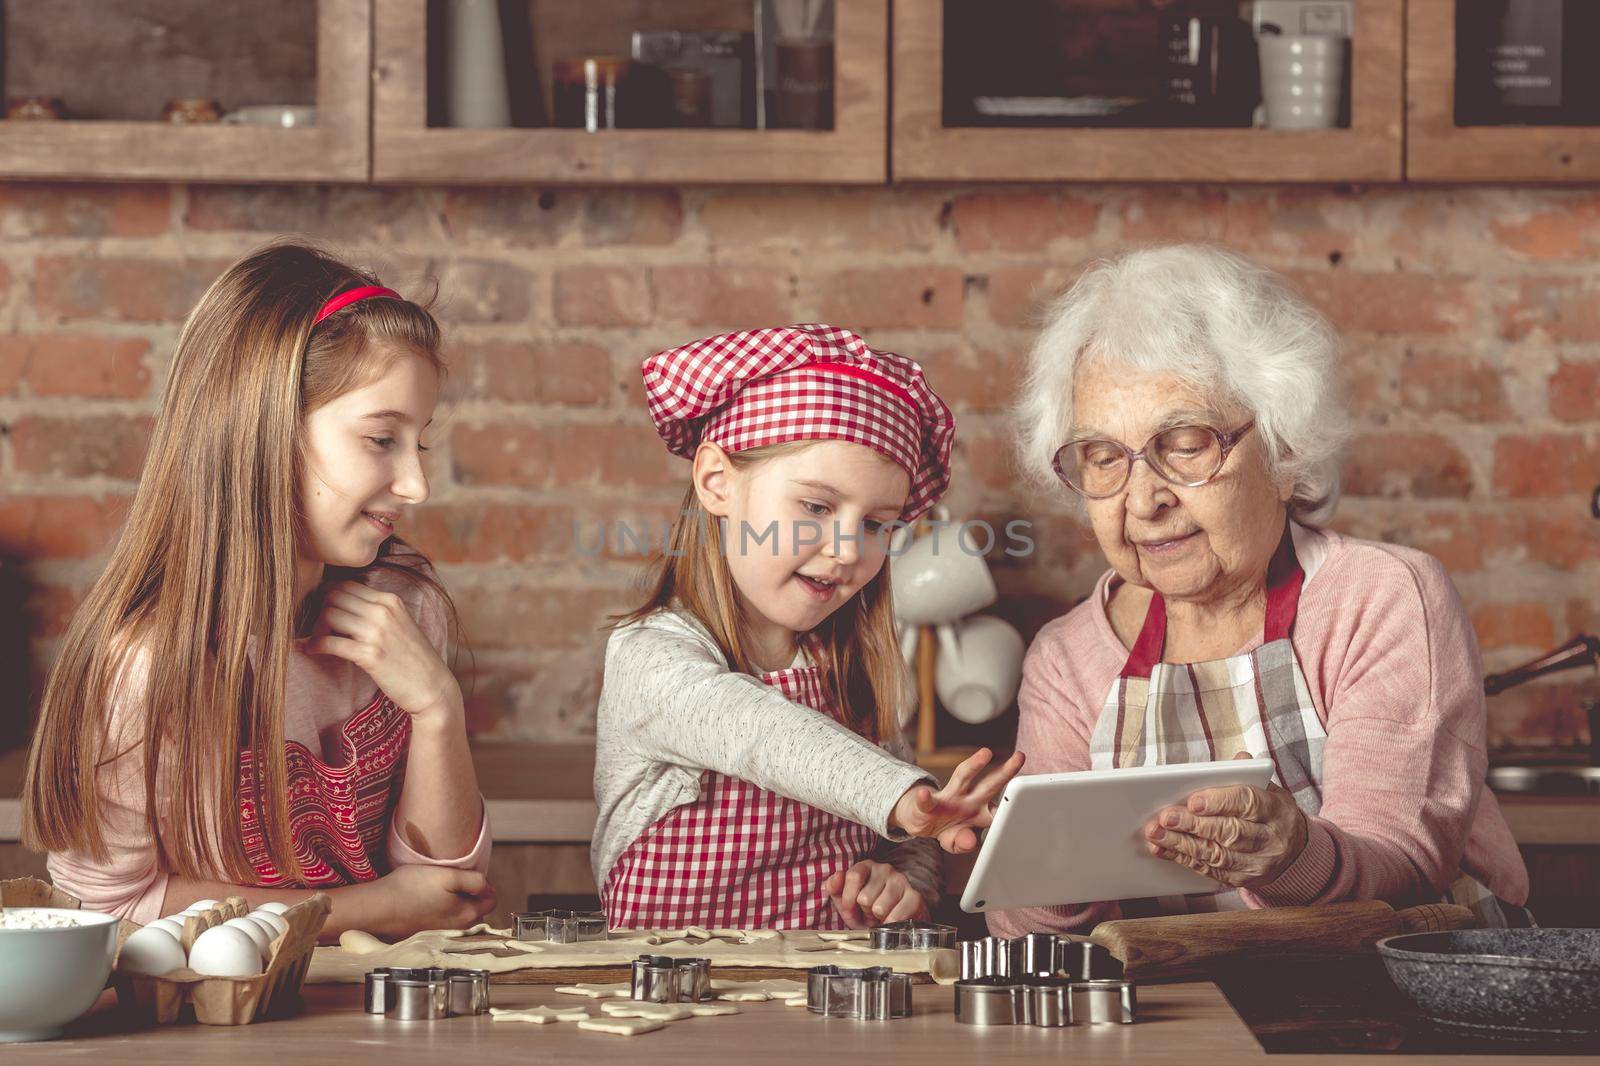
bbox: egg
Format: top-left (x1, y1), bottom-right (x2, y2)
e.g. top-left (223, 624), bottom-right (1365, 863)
top-left (187, 925), bottom-right (263, 977)
top-left (182, 898), bottom-right (221, 915)
top-left (247, 910), bottom-right (288, 938)
top-left (117, 926), bottom-right (187, 976)
top-left (221, 917), bottom-right (272, 961)
top-left (146, 917), bottom-right (186, 940)
top-left (256, 901), bottom-right (291, 916)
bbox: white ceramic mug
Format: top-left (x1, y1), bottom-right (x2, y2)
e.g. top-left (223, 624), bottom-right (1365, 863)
top-left (1258, 34), bottom-right (1347, 129)
top-left (890, 507), bottom-right (999, 627)
top-left (934, 615), bottom-right (1026, 725)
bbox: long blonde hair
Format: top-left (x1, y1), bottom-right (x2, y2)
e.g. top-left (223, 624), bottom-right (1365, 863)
top-left (22, 241), bottom-right (451, 883)
top-left (615, 442), bottom-right (910, 742)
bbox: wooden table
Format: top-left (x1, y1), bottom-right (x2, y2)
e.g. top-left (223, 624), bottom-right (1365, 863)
top-left (3, 980), bottom-right (1574, 1063)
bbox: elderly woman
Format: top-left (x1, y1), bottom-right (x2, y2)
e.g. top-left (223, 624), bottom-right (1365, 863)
top-left (989, 245), bottom-right (1529, 936)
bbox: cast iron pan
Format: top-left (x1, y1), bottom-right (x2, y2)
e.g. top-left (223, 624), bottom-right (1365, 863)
top-left (1376, 929), bottom-right (1600, 1041)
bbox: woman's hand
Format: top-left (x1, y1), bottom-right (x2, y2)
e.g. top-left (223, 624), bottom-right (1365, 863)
top-left (356, 865), bottom-right (497, 938)
top-left (1145, 754), bottom-right (1308, 889)
top-left (890, 748), bottom-right (1025, 854)
top-left (306, 581), bottom-right (460, 727)
top-left (822, 861), bottom-right (929, 928)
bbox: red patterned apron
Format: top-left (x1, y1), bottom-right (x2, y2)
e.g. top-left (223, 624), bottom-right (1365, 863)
top-left (604, 663), bottom-right (879, 929)
top-left (236, 691), bottom-right (411, 885)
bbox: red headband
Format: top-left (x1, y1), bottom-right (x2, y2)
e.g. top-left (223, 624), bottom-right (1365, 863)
top-left (314, 285), bottom-right (401, 325)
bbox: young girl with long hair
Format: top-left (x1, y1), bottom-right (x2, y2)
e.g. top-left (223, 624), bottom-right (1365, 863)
top-left (594, 324), bottom-right (1024, 929)
top-left (22, 242), bottom-right (494, 939)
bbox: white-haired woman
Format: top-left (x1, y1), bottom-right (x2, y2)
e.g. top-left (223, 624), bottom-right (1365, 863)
top-left (990, 245), bottom-right (1529, 935)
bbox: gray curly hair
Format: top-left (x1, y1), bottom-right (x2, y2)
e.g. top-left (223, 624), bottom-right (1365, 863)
top-left (1012, 244), bottom-right (1350, 525)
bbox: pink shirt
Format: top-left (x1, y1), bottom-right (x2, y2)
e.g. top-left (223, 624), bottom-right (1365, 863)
top-left (46, 564), bottom-right (491, 924)
top-left (987, 526), bottom-right (1528, 938)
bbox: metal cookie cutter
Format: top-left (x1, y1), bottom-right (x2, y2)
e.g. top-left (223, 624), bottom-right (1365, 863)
top-left (385, 971), bottom-right (451, 1021)
top-left (365, 967), bottom-right (447, 1015)
top-left (631, 955), bottom-right (711, 1003)
top-left (365, 967), bottom-right (490, 1018)
top-left (447, 969), bottom-right (492, 1016)
top-left (954, 977), bottom-right (1029, 1026)
top-left (1070, 979), bottom-right (1137, 1024)
top-left (868, 920), bottom-right (958, 952)
top-left (806, 965), bottom-right (913, 1020)
top-left (511, 908), bottom-right (609, 943)
top-left (959, 934), bottom-right (1124, 982)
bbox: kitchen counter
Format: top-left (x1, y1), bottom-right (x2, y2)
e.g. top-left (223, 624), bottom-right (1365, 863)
top-left (3, 744), bottom-right (1599, 845)
top-left (3, 978), bottom-right (1579, 1063)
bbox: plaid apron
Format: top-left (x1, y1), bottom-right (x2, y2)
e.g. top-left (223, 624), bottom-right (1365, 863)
top-left (604, 663), bottom-right (879, 930)
top-left (1090, 524), bottom-right (1520, 927)
top-left (236, 691), bottom-right (409, 886)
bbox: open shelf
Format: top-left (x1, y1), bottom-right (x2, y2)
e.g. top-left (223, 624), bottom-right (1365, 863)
top-left (1406, 0), bottom-right (1600, 182)
top-left (371, 0), bottom-right (887, 185)
top-left (892, 0), bottom-right (1403, 183)
top-left (0, 0), bottom-right (369, 183)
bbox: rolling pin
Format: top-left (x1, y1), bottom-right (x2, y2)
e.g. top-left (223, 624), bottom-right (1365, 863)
top-left (1087, 900), bottom-right (1478, 980)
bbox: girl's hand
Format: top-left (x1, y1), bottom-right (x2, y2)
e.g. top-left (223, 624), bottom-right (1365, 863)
top-left (305, 581), bottom-right (460, 726)
top-left (890, 748), bottom-right (1025, 854)
top-left (360, 865), bottom-right (497, 938)
top-left (1144, 752), bottom-right (1309, 889)
top-left (822, 861), bottom-right (928, 928)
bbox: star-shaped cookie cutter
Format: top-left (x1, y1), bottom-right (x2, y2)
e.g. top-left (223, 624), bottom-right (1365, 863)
top-left (511, 909), bottom-right (609, 943)
top-left (630, 955), bottom-right (712, 1003)
top-left (868, 919), bottom-right (958, 952)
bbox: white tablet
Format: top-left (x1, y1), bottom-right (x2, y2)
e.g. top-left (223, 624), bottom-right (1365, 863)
top-left (959, 758), bottom-right (1277, 913)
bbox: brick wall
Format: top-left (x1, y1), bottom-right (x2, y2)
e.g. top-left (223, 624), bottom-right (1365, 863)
top-left (0, 181), bottom-right (1596, 753)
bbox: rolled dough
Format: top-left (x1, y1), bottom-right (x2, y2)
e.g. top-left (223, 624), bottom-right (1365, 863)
top-left (577, 1017), bottom-right (665, 1037)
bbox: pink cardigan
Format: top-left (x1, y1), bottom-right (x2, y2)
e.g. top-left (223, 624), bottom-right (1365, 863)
top-left (986, 526), bottom-right (1528, 938)
top-left (46, 566), bottom-right (491, 924)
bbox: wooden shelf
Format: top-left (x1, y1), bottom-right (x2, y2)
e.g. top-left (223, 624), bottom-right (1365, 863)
top-left (891, 0), bottom-right (1403, 184)
top-left (0, 0), bottom-right (369, 183)
top-left (371, 0), bottom-right (888, 185)
top-left (1406, 0), bottom-right (1600, 182)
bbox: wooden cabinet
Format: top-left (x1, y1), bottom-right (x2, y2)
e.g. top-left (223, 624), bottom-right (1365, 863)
top-left (0, 0), bottom-right (370, 183)
top-left (370, 0), bottom-right (888, 184)
top-left (892, 0), bottom-right (1403, 183)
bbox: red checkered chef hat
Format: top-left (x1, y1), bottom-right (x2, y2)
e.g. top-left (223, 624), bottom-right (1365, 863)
top-left (641, 324), bottom-right (955, 521)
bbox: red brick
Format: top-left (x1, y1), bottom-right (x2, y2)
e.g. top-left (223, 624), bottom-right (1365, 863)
top-left (444, 340), bottom-right (613, 406)
top-left (0, 183), bottom-right (169, 238)
top-left (8, 415), bottom-right (151, 480)
top-left (951, 191), bottom-right (1097, 252)
top-left (1398, 350), bottom-right (1511, 422)
top-left (1341, 433), bottom-right (1473, 499)
top-left (0, 494), bottom-right (131, 559)
top-left (462, 654), bottom-right (604, 736)
top-left (1287, 270), bottom-right (1474, 335)
top-left (553, 266), bottom-right (652, 327)
top-left (1366, 509), bottom-right (1600, 573)
top-left (185, 185), bottom-right (432, 241)
top-left (578, 190), bottom-right (683, 246)
top-left (1489, 193), bottom-right (1600, 261)
top-left (1217, 189), bottom-right (1355, 259)
top-left (1549, 359), bottom-right (1600, 422)
top-left (1497, 277), bottom-right (1600, 342)
top-left (450, 421), bottom-right (684, 490)
top-left (916, 344), bottom-right (1026, 413)
top-left (1119, 188), bottom-right (1229, 242)
top-left (455, 586), bottom-right (632, 651)
top-left (652, 266), bottom-right (792, 328)
top-left (1471, 602), bottom-right (1555, 652)
top-left (700, 189), bottom-right (944, 253)
top-left (434, 259), bottom-right (534, 325)
top-left (0, 335), bottom-right (151, 399)
top-left (809, 268), bottom-right (965, 331)
top-left (407, 500), bottom-right (684, 565)
top-left (25, 582), bottom-right (80, 639)
top-left (1492, 433), bottom-right (1600, 498)
top-left (984, 266), bottom-right (1076, 329)
top-left (32, 256), bottom-right (227, 324)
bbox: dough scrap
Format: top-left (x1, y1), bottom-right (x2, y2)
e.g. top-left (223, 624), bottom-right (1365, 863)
top-left (600, 1001), bottom-right (695, 1021)
top-left (686, 1002), bottom-right (742, 1017)
top-left (490, 1005), bottom-right (590, 1024)
top-left (710, 978), bottom-right (807, 1003)
top-left (816, 931), bottom-right (868, 942)
top-left (555, 982), bottom-right (632, 999)
top-left (338, 930), bottom-right (387, 955)
top-left (577, 1017), bottom-right (665, 1036)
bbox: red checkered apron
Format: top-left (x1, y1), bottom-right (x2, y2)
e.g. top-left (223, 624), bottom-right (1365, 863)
top-left (603, 664), bottom-right (879, 929)
top-left (236, 691), bottom-right (410, 886)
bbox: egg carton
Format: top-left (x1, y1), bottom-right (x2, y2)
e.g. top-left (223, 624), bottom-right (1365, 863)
top-left (113, 892), bottom-right (332, 1026)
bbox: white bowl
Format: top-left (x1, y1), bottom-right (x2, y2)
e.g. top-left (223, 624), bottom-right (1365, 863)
top-left (0, 907), bottom-right (119, 1042)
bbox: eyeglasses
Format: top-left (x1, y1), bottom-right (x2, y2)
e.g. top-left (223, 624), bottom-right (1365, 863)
top-left (1052, 420), bottom-right (1257, 499)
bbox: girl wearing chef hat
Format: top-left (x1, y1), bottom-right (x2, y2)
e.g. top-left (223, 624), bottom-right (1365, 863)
top-left (22, 242), bottom-right (495, 937)
top-left (595, 324), bottom-right (1025, 930)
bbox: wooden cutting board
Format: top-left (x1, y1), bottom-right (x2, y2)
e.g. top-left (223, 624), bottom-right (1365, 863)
top-left (1087, 900), bottom-right (1478, 980)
